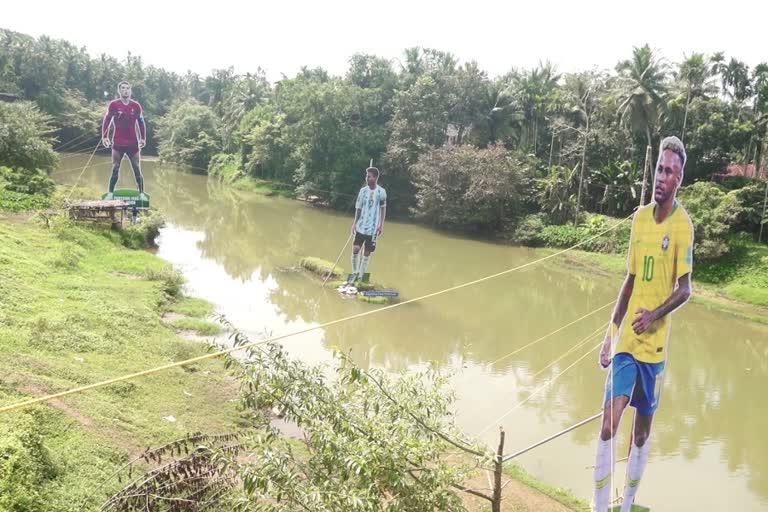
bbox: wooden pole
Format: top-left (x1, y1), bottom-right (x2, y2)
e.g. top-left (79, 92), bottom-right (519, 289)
top-left (322, 233), bottom-right (353, 287)
top-left (759, 180), bottom-right (768, 243)
top-left (492, 428), bottom-right (505, 512)
top-left (640, 145), bottom-right (652, 207)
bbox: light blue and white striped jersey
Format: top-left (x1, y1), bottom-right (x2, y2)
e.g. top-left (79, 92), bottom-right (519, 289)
top-left (355, 185), bottom-right (387, 236)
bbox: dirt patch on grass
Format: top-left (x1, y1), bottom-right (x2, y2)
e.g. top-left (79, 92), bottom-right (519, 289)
top-left (0, 211), bottom-right (35, 224)
top-left (9, 373), bottom-right (145, 458)
top-left (461, 471), bottom-right (577, 512)
top-left (162, 312), bottom-right (187, 323)
top-left (15, 377), bottom-right (94, 427)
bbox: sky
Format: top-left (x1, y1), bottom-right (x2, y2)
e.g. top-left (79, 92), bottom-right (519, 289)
top-left (3, 0), bottom-right (766, 82)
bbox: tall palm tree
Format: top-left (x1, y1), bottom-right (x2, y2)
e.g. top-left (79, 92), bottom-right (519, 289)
top-left (564, 72), bottom-right (603, 223)
top-left (615, 44), bottom-right (668, 205)
top-left (485, 76), bottom-right (522, 145)
top-left (677, 53), bottom-right (717, 142)
top-left (710, 52), bottom-right (727, 97)
top-left (723, 58), bottom-right (752, 103)
top-left (513, 62), bottom-right (560, 153)
top-left (221, 74), bottom-right (269, 152)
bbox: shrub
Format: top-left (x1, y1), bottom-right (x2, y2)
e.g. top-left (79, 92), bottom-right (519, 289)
top-left (678, 182), bottom-right (742, 261)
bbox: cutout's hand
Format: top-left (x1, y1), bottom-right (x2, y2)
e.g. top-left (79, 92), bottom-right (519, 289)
top-left (376, 225), bottom-right (383, 236)
top-left (101, 137), bottom-right (111, 148)
top-left (599, 336), bottom-right (612, 368)
top-left (138, 139), bottom-right (146, 149)
top-left (632, 308), bottom-right (657, 334)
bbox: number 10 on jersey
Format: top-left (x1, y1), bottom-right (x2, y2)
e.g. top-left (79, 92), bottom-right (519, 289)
top-left (642, 255), bottom-right (655, 282)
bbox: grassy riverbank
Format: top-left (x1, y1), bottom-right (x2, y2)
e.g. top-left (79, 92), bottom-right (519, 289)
top-left (546, 240), bottom-right (768, 324)
top-left (0, 214), bottom-right (242, 509)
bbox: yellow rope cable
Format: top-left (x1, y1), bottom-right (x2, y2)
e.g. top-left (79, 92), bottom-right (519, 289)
top-left (530, 322), bottom-right (608, 380)
top-left (64, 141), bottom-right (102, 201)
top-left (57, 148), bottom-right (109, 161)
top-left (54, 131), bottom-right (93, 152)
top-left (486, 302), bottom-right (613, 368)
top-left (0, 214), bottom-right (632, 415)
top-left (58, 138), bottom-right (101, 155)
top-left (478, 335), bottom-right (604, 436)
top-left (51, 160), bottom-right (112, 177)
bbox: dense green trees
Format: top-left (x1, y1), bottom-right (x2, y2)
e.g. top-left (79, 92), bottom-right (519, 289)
top-left (2, 27), bottom-right (766, 250)
top-left (156, 100), bottom-right (220, 169)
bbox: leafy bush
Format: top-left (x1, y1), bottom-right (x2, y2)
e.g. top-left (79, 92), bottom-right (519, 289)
top-left (118, 210), bottom-right (165, 249)
top-left (0, 101), bottom-right (57, 211)
top-left (512, 213), bottom-right (631, 253)
top-left (510, 213), bottom-right (548, 246)
top-left (0, 101), bottom-right (58, 173)
top-left (0, 189), bottom-right (51, 212)
top-left (540, 223), bottom-right (586, 249)
top-left (581, 214), bottom-right (632, 254)
top-left (411, 144), bottom-right (535, 232)
top-left (728, 182), bottom-right (767, 236)
top-left (157, 100), bottom-right (220, 170)
top-left (144, 267), bottom-right (185, 298)
top-left (207, 153), bottom-right (242, 183)
top-left (0, 166), bottom-right (55, 196)
top-left (678, 182), bottom-right (742, 261)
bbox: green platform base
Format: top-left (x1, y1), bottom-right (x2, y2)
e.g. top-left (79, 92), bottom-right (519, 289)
top-left (103, 189), bottom-right (150, 209)
top-left (609, 505), bottom-right (650, 511)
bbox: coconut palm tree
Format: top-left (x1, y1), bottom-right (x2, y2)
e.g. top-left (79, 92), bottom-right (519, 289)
top-left (513, 62), bottom-right (561, 154)
top-left (677, 53), bottom-right (717, 142)
top-left (615, 45), bottom-right (668, 205)
top-left (711, 51), bottom-right (727, 97)
top-left (563, 71), bottom-right (603, 224)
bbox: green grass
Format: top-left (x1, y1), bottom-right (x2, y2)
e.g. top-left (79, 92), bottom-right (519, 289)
top-left (169, 318), bottom-right (225, 336)
top-left (725, 283), bottom-right (768, 306)
top-left (0, 216), bottom-right (242, 510)
top-left (0, 189), bottom-right (51, 211)
top-left (540, 247), bottom-right (627, 275)
top-left (164, 297), bottom-right (215, 318)
top-left (300, 256), bottom-right (344, 279)
top-left (542, 240), bottom-right (768, 321)
top-left (695, 238), bottom-right (768, 307)
top-left (686, 293), bottom-right (768, 325)
top-left (504, 463), bottom-right (590, 511)
top-left (231, 177), bottom-right (296, 198)
top-left (356, 294), bottom-right (393, 305)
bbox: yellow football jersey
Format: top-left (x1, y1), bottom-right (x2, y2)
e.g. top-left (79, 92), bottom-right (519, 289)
top-left (615, 202), bottom-right (694, 363)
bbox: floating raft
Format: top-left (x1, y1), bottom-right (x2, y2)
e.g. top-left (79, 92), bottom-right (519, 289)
top-left (299, 257), bottom-right (399, 304)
